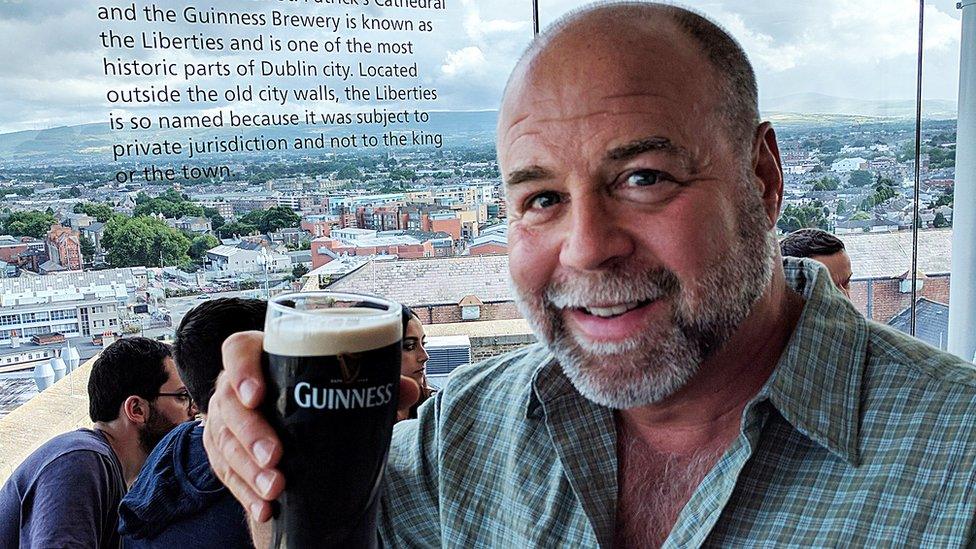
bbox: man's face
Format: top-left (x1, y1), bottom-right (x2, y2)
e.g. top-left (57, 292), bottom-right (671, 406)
top-left (810, 250), bottom-right (852, 298)
top-left (139, 358), bottom-right (193, 454)
top-left (499, 22), bottom-right (778, 409)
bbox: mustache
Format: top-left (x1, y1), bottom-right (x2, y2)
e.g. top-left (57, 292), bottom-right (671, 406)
top-left (544, 266), bottom-right (681, 309)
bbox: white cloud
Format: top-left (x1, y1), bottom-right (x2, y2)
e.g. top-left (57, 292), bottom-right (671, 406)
top-left (441, 47), bottom-right (487, 77)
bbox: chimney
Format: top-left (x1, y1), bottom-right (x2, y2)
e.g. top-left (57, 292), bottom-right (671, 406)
top-left (33, 360), bottom-right (55, 392)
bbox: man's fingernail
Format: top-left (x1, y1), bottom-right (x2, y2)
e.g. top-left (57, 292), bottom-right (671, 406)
top-left (256, 470), bottom-right (275, 496)
top-left (250, 502), bottom-right (265, 519)
top-left (239, 379), bottom-right (259, 406)
top-left (253, 439), bottom-right (274, 466)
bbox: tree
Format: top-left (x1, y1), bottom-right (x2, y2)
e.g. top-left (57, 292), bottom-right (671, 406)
top-left (217, 221), bottom-right (257, 238)
top-left (68, 186), bottom-right (82, 198)
top-left (101, 216), bottom-right (191, 268)
top-left (73, 202), bottom-right (115, 223)
top-left (132, 187), bottom-right (204, 218)
top-left (850, 211), bottom-right (872, 221)
top-left (848, 170), bottom-right (873, 188)
top-left (836, 199), bottom-right (847, 216)
top-left (819, 138), bottom-right (843, 154)
top-left (292, 264), bottom-right (310, 279)
top-left (262, 206), bottom-right (300, 233)
top-left (202, 207), bottom-right (225, 232)
top-left (189, 234), bottom-right (220, 259)
top-left (3, 210), bottom-right (57, 238)
top-left (336, 164), bottom-right (362, 180)
top-left (777, 204), bottom-right (829, 234)
top-left (811, 177), bottom-right (839, 192)
top-left (934, 212), bottom-right (950, 228)
top-left (240, 207), bottom-right (300, 234)
top-left (80, 235), bottom-right (96, 265)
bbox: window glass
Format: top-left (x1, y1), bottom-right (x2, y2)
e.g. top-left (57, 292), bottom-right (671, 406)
top-left (539, 0), bottom-right (954, 335)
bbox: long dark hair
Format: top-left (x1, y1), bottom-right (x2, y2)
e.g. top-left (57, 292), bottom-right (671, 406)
top-left (400, 304), bottom-right (433, 419)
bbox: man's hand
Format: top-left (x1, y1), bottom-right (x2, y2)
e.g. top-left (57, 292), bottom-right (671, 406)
top-left (203, 331), bottom-right (421, 523)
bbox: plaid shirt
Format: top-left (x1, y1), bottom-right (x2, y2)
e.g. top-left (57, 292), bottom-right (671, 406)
top-left (379, 258), bottom-right (976, 547)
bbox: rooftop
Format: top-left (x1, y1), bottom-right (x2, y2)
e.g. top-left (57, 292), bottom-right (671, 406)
top-left (887, 298), bottom-right (950, 351)
top-left (841, 228), bottom-right (951, 280)
top-left (327, 255), bottom-right (511, 306)
top-left (0, 267), bottom-right (144, 296)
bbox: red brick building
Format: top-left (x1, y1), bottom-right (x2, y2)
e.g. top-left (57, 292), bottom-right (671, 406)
top-left (840, 228), bottom-right (951, 323)
top-left (44, 224), bottom-right (82, 271)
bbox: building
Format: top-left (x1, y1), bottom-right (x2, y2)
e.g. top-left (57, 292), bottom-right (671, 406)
top-left (170, 216), bottom-right (212, 234)
top-left (470, 225), bottom-right (508, 256)
top-left (44, 224), bottom-right (82, 271)
top-left (843, 228), bottom-right (951, 323)
top-left (0, 236), bottom-right (44, 266)
top-left (300, 215), bottom-right (339, 238)
top-left (887, 298), bottom-right (949, 351)
top-left (310, 233), bottom-right (432, 269)
top-left (0, 268), bottom-right (144, 347)
top-left (205, 244), bottom-right (291, 274)
top-left (195, 200), bottom-right (234, 219)
top-left (831, 157), bottom-right (868, 173)
top-left (327, 255), bottom-right (519, 325)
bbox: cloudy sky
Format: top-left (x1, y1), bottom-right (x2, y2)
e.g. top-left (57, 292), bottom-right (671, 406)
top-left (0, 0), bottom-right (964, 134)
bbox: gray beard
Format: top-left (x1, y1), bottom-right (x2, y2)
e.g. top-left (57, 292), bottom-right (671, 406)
top-left (513, 183), bottom-right (777, 409)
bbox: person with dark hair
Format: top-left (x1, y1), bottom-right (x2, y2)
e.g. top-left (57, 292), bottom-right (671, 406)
top-left (399, 305), bottom-right (432, 421)
top-left (118, 298), bottom-right (266, 548)
top-left (0, 337), bottom-right (192, 548)
top-left (206, 2), bottom-right (976, 547)
top-left (780, 228), bottom-right (853, 297)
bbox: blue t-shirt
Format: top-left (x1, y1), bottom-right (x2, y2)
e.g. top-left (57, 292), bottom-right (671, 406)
top-left (0, 428), bottom-right (126, 549)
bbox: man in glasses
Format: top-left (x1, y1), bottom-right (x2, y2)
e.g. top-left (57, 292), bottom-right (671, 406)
top-left (0, 337), bottom-right (193, 548)
top-left (119, 298), bottom-right (266, 548)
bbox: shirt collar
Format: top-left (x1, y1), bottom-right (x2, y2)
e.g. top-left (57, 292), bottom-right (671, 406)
top-left (760, 257), bottom-right (869, 466)
top-left (526, 257), bottom-right (869, 465)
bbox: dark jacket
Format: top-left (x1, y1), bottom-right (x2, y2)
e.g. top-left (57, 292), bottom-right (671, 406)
top-left (118, 420), bottom-right (252, 548)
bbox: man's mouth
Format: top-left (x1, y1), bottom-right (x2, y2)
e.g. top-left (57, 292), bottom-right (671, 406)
top-left (577, 300), bottom-right (651, 318)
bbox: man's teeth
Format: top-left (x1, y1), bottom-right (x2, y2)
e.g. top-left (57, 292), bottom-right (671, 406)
top-left (583, 302), bottom-right (642, 318)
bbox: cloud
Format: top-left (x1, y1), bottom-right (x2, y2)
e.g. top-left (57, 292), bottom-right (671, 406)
top-left (0, 0), bottom-right (964, 134)
top-left (440, 47), bottom-right (487, 77)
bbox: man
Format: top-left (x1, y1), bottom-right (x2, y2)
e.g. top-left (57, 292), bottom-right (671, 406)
top-left (118, 298), bottom-right (265, 547)
top-left (0, 337), bottom-right (193, 548)
top-left (780, 228), bottom-right (853, 297)
top-left (204, 3), bottom-right (976, 547)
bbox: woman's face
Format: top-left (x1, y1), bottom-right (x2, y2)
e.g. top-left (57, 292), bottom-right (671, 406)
top-left (401, 318), bottom-right (429, 387)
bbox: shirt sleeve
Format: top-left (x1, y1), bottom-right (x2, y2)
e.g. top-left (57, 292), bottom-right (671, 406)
top-left (378, 390), bottom-right (443, 547)
top-left (20, 450), bottom-right (118, 549)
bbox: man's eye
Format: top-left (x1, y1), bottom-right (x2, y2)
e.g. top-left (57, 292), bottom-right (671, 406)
top-left (528, 191), bottom-right (561, 209)
top-left (624, 169), bottom-right (667, 187)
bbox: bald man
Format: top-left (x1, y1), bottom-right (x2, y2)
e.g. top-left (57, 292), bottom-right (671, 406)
top-left (204, 3), bottom-right (976, 547)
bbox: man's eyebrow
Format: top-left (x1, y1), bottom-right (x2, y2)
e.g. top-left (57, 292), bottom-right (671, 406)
top-left (606, 136), bottom-right (698, 172)
top-left (504, 165), bottom-right (553, 187)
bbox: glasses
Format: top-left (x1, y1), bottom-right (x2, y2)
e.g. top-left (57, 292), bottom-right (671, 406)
top-left (156, 390), bottom-right (194, 408)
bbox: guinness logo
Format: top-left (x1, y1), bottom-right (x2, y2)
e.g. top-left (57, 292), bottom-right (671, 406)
top-left (337, 353), bottom-right (362, 384)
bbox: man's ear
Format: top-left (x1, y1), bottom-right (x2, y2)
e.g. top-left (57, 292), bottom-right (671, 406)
top-left (121, 395), bottom-right (149, 426)
top-left (751, 122), bottom-right (784, 229)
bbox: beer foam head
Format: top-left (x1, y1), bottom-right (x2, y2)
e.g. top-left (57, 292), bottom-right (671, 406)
top-left (264, 307), bottom-right (402, 357)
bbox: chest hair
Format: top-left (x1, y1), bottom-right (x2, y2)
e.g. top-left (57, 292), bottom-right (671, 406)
top-left (613, 428), bottom-right (725, 548)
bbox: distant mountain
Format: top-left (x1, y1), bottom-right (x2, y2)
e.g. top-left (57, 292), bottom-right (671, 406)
top-left (0, 110), bottom-right (501, 167)
top-left (762, 92), bottom-right (957, 119)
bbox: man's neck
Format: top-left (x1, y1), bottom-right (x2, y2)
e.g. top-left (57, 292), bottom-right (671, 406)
top-left (94, 421), bottom-right (147, 486)
top-left (617, 267), bottom-right (805, 454)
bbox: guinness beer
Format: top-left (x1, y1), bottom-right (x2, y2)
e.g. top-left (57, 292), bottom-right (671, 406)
top-left (263, 292), bottom-right (402, 548)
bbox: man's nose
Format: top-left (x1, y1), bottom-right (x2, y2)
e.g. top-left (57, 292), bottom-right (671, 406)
top-left (559, 192), bottom-right (634, 271)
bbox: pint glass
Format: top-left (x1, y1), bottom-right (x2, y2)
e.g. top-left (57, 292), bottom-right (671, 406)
top-left (263, 292), bottom-right (402, 548)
